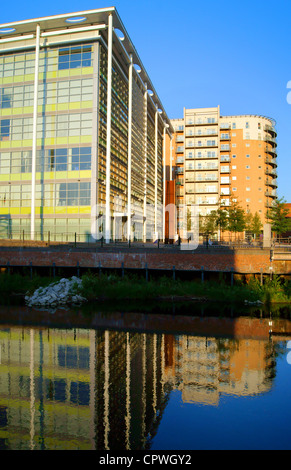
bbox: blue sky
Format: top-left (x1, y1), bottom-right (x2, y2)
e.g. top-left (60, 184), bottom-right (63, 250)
top-left (1, 0), bottom-right (291, 201)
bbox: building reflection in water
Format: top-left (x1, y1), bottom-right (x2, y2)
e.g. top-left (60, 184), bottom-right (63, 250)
top-left (0, 324), bottom-right (276, 450)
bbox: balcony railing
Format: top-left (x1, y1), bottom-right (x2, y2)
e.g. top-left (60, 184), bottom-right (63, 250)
top-left (265, 191), bottom-right (277, 198)
top-left (220, 134), bottom-right (231, 140)
top-left (265, 178), bottom-right (278, 188)
top-left (185, 142), bottom-right (217, 148)
top-left (186, 119), bottom-right (218, 126)
top-left (265, 168), bottom-right (277, 177)
top-left (195, 165), bottom-right (218, 171)
top-left (265, 157), bottom-right (277, 167)
top-left (264, 124), bottom-right (277, 136)
top-left (265, 146), bottom-right (277, 155)
top-left (264, 135), bottom-right (277, 146)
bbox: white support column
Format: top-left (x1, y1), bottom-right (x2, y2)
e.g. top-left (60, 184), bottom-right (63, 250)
top-left (127, 54), bottom-right (133, 242)
top-left (91, 43), bottom-right (100, 235)
top-left (163, 124), bottom-right (166, 242)
top-left (154, 107), bottom-right (158, 239)
top-left (143, 83), bottom-right (148, 243)
top-left (105, 14), bottom-right (113, 243)
top-left (31, 24), bottom-right (40, 240)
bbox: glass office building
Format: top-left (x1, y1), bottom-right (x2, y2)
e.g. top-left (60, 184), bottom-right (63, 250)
top-left (0, 8), bottom-right (172, 241)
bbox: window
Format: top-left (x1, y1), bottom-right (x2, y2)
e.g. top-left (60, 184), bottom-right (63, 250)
top-left (246, 176), bottom-right (250, 180)
top-left (57, 182), bottom-right (91, 206)
top-left (58, 45), bottom-right (92, 70)
top-left (246, 165), bottom-right (250, 169)
top-left (246, 122), bottom-right (249, 128)
top-left (72, 147), bottom-right (91, 170)
top-left (232, 187), bottom-right (237, 191)
top-left (246, 187), bottom-right (250, 191)
top-left (232, 165), bottom-right (236, 169)
top-left (232, 154), bottom-right (236, 158)
top-left (0, 119), bottom-right (10, 140)
top-left (258, 123), bottom-right (261, 129)
top-left (0, 88), bottom-right (12, 108)
top-left (232, 176), bottom-right (237, 180)
top-left (246, 154), bottom-right (250, 158)
top-left (232, 123), bottom-right (236, 129)
top-left (232, 143), bottom-right (236, 148)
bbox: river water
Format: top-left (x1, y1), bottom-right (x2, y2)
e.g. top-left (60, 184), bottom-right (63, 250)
top-left (0, 302), bottom-right (290, 450)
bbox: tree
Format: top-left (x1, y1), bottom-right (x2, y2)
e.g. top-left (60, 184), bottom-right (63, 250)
top-left (216, 206), bottom-right (229, 236)
top-left (227, 199), bottom-right (246, 238)
top-left (245, 211), bottom-right (263, 238)
top-left (251, 212), bottom-right (263, 238)
top-left (267, 197), bottom-right (291, 238)
top-left (200, 211), bottom-right (218, 238)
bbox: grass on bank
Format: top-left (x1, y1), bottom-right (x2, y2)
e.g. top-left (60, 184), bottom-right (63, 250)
top-left (77, 272), bottom-right (291, 304)
top-left (0, 272), bottom-right (290, 305)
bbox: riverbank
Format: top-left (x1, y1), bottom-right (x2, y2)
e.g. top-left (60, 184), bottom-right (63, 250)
top-left (0, 272), bottom-right (290, 306)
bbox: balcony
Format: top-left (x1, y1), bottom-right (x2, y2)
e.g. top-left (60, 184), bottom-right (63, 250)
top-left (265, 168), bottom-right (277, 177)
top-left (175, 137), bottom-right (184, 143)
top-left (186, 141), bottom-right (217, 148)
top-left (265, 146), bottom-right (277, 156)
top-left (176, 157), bottom-right (184, 164)
top-left (264, 124), bottom-right (277, 137)
top-left (176, 146), bottom-right (184, 153)
top-left (220, 144), bottom-right (230, 151)
top-left (175, 167), bottom-right (184, 174)
top-left (194, 130), bottom-right (218, 137)
top-left (196, 153), bottom-right (217, 159)
top-left (265, 190), bottom-right (277, 198)
top-left (264, 135), bottom-right (277, 146)
top-left (265, 157), bottom-right (277, 167)
top-left (265, 178), bottom-right (278, 188)
top-left (186, 119), bottom-right (217, 126)
top-left (220, 167), bottom-right (230, 173)
top-left (220, 123), bottom-right (231, 130)
top-left (195, 188), bottom-right (218, 194)
top-left (195, 165), bottom-right (218, 171)
top-left (220, 155), bottom-right (230, 162)
top-left (195, 176), bottom-right (218, 182)
top-left (198, 200), bottom-right (219, 205)
top-left (220, 134), bottom-right (231, 140)
top-left (175, 179), bottom-right (184, 186)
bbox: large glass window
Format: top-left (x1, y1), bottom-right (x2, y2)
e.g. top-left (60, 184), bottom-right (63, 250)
top-left (55, 149), bottom-right (68, 171)
top-left (58, 45), bottom-right (92, 70)
top-left (71, 147), bottom-right (91, 170)
top-left (57, 182), bottom-right (91, 206)
top-left (0, 119), bottom-right (10, 141)
top-left (0, 88), bottom-right (12, 109)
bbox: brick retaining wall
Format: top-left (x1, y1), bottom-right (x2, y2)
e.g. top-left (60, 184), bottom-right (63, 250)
top-left (0, 246), bottom-right (290, 274)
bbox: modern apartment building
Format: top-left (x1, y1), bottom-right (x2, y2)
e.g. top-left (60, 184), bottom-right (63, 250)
top-left (0, 8), bottom-right (173, 242)
top-left (169, 107), bottom-right (278, 236)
